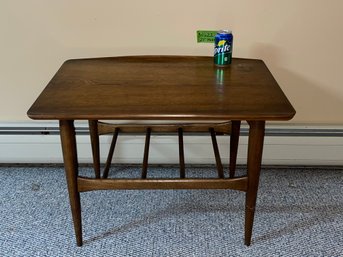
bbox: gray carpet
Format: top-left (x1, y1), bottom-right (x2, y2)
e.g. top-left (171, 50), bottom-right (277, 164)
top-left (0, 165), bottom-right (342, 257)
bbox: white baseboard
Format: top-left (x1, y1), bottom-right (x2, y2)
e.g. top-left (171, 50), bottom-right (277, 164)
top-left (1, 122), bottom-right (343, 165)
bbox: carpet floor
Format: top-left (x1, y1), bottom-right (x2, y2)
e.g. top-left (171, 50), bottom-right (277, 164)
top-left (0, 165), bottom-right (342, 257)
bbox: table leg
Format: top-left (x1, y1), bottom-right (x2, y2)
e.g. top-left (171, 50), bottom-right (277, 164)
top-left (245, 120), bottom-right (265, 246)
top-left (59, 120), bottom-right (83, 246)
top-left (89, 120), bottom-right (101, 178)
top-left (229, 120), bottom-right (241, 178)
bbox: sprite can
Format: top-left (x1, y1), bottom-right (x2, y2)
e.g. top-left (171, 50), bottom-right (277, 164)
top-left (214, 30), bottom-right (233, 66)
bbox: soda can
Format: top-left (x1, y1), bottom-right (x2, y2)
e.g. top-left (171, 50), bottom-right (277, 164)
top-left (214, 30), bottom-right (233, 66)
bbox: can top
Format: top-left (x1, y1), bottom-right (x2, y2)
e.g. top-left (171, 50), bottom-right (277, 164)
top-left (218, 29), bottom-right (232, 34)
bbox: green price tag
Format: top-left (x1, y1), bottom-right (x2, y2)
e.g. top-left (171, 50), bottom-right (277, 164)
top-left (196, 30), bottom-right (217, 43)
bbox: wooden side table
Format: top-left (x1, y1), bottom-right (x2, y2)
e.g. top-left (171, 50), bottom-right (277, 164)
top-left (27, 56), bottom-right (295, 246)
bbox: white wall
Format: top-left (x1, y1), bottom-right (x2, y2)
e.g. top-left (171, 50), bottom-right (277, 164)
top-left (1, 0), bottom-right (343, 123)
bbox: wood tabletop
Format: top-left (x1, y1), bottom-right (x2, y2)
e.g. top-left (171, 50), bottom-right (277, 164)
top-left (27, 56), bottom-right (295, 121)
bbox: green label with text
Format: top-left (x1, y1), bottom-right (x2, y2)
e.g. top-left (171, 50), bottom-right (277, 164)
top-left (197, 30), bottom-right (217, 43)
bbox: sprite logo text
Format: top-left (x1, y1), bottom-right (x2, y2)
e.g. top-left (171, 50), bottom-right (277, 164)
top-left (214, 40), bottom-right (232, 56)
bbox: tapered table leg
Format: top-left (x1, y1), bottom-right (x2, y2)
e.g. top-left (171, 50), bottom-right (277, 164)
top-left (245, 120), bottom-right (265, 246)
top-left (229, 120), bottom-right (241, 178)
top-left (89, 120), bottom-right (101, 178)
top-left (60, 120), bottom-right (83, 246)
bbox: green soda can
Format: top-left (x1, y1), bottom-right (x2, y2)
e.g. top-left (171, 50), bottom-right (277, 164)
top-left (214, 30), bottom-right (233, 66)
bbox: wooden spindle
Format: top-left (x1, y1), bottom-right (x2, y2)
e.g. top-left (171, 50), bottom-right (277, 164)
top-left (210, 128), bottom-right (224, 179)
top-left (178, 128), bottom-right (186, 178)
top-left (102, 128), bottom-right (119, 179)
top-left (141, 128), bottom-right (151, 179)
